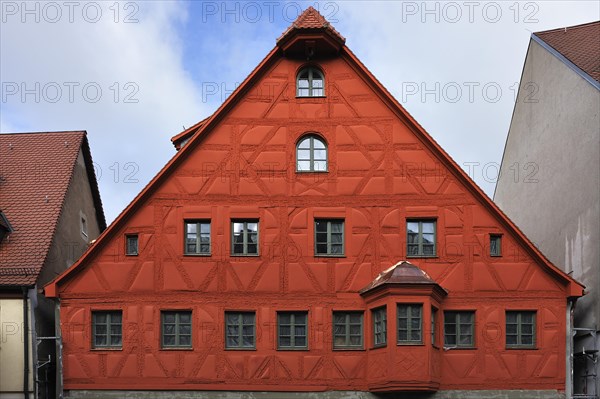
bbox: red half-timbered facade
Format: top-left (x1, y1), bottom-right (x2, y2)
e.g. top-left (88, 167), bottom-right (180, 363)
top-left (46, 8), bottom-right (584, 398)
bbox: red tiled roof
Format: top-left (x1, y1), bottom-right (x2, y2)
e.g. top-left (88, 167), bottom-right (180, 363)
top-left (534, 21), bottom-right (600, 82)
top-left (277, 6), bottom-right (345, 44)
top-left (0, 132), bottom-right (86, 286)
top-left (170, 116), bottom-right (211, 150)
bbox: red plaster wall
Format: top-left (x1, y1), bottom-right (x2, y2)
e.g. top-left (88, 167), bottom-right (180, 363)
top-left (57, 54), bottom-right (570, 392)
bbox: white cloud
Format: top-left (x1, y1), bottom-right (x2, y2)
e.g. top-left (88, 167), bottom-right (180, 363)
top-left (1, 1), bottom-right (209, 222)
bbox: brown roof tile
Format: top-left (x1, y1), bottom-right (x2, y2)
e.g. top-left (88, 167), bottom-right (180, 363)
top-left (535, 21), bottom-right (600, 82)
top-left (0, 131), bottom-right (85, 286)
top-left (277, 6), bottom-right (345, 44)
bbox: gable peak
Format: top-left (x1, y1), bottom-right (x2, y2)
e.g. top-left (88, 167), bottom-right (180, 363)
top-left (277, 6), bottom-right (345, 57)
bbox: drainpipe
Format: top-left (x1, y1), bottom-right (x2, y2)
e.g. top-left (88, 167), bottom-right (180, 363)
top-left (566, 298), bottom-right (576, 399)
top-left (22, 287), bottom-right (30, 399)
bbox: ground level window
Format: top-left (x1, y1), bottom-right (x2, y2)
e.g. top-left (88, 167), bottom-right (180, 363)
top-left (92, 311), bottom-right (122, 349)
top-left (372, 307), bottom-right (387, 347)
top-left (226, 312), bottom-right (256, 349)
top-left (161, 311), bottom-right (192, 348)
top-left (444, 311), bottom-right (475, 348)
top-left (278, 312), bottom-right (308, 349)
top-left (333, 311), bottom-right (363, 349)
top-left (397, 304), bottom-right (422, 344)
top-left (506, 311), bottom-right (536, 348)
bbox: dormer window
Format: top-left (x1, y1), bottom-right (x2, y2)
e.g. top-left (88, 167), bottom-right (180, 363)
top-left (297, 67), bottom-right (324, 97)
top-left (0, 211), bottom-right (13, 245)
top-left (297, 135), bottom-right (327, 172)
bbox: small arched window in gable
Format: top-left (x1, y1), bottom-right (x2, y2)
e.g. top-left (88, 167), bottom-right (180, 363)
top-left (297, 67), bottom-right (324, 97)
top-left (297, 135), bottom-right (327, 172)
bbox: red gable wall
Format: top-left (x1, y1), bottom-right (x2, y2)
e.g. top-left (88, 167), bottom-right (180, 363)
top-left (50, 14), bottom-right (581, 393)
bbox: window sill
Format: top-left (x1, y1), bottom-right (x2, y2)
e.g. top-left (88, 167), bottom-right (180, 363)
top-left (333, 347), bottom-right (365, 351)
top-left (160, 347), bottom-right (193, 351)
top-left (506, 346), bottom-right (537, 350)
top-left (230, 254), bottom-right (260, 257)
top-left (315, 254), bottom-right (346, 258)
top-left (225, 347), bottom-right (257, 351)
top-left (296, 170), bottom-right (328, 174)
top-left (296, 96), bottom-right (327, 99)
top-left (443, 346), bottom-right (476, 350)
top-left (91, 347), bottom-right (122, 351)
top-left (397, 342), bottom-right (424, 346)
top-left (406, 255), bottom-right (438, 259)
top-left (125, 254), bottom-right (138, 257)
top-left (371, 344), bottom-right (387, 350)
top-left (183, 253), bottom-right (211, 257)
top-left (277, 347), bottom-right (309, 351)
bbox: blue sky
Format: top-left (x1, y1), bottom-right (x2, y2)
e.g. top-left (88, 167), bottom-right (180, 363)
top-left (1, 1), bottom-right (599, 223)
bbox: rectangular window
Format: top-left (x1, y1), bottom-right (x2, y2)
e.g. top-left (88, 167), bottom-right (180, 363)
top-left (161, 311), bottom-right (192, 348)
top-left (126, 234), bottom-right (138, 256)
top-left (333, 311), bottom-right (363, 349)
top-left (315, 219), bottom-right (344, 256)
top-left (92, 311), bottom-right (122, 349)
top-left (490, 234), bottom-right (502, 257)
top-left (397, 304), bottom-right (422, 344)
top-left (407, 220), bottom-right (436, 257)
top-left (226, 312), bottom-right (256, 349)
top-left (432, 307), bottom-right (438, 346)
top-left (506, 311), bottom-right (536, 348)
top-left (372, 307), bottom-right (387, 347)
top-left (444, 311), bottom-right (475, 348)
top-left (81, 216), bottom-right (88, 237)
top-left (231, 220), bottom-right (259, 256)
top-left (278, 312), bottom-right (308, 349)
top-left (185, 221), bottom-right (211, 255)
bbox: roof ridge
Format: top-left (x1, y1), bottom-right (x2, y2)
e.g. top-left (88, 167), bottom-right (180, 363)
top-left (534, 20), bottom-right (599, 35)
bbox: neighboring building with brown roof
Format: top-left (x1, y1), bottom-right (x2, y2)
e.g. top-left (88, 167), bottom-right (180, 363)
top-left (495, 21), bottom-right (600, 399)
top-left (0, 131), bottom-right (105, 399)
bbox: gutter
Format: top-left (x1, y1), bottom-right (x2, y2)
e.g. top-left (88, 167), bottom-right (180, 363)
top-left (22, 287), bottom-right (30, 399)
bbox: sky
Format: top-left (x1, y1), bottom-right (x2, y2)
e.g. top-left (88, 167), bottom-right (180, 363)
top-left (1, 0), bottom-right (599, 223)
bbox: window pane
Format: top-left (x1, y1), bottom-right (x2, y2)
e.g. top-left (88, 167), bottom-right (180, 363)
top-left (200, 223), bottom-right (210, 234)
top-left (280, 336), bottom-right (291, 346)
top-left (296, 337), bottom-right (306, 347)
top-left (313, 139), bottom-right (326, 149)
top-left (313, 160), bottom-right (327, 171)
top-left (331, 244), bottom-right (343, 254)
top-left (316, 243), bottom-right (327, 254)
top-left (95, 313), bottom-right (107, 324)
top-left (163, 335), bottom-right (176, 346)
top-left (179, 313), bottom-right (191, 323)
top-left (422, 222), bottom-right (435, 234)
top-left (227, 336), bottom-right (239, 347)
top-left (350, 314), bottom-right (362, 323)
top-left (297, 160), bottom-right (311, 171)
top-left (298, 149), bottom-right (311, 160)
top-left (298, 138), bottom-right (311, 149)
top-left (186, 224), bottom-right (197, 234)
top-left (313, 149), bottom-right (327, 159)
top-left (315, 220), bottom-right (327, 232)
top-left (298, 79), bottom-right (309, 88)
top-left (163, 313), bottom-right (175, 323)
top-left (407, 222), bottom-right (419, 233)
top-left (95, 335), bottom-right (107, 346)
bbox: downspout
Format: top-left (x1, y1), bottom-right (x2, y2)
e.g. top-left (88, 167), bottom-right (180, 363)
top-left (566, 298), bottom-right (576, 399)
top-left (22, 287), bottom-right (30, 399)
